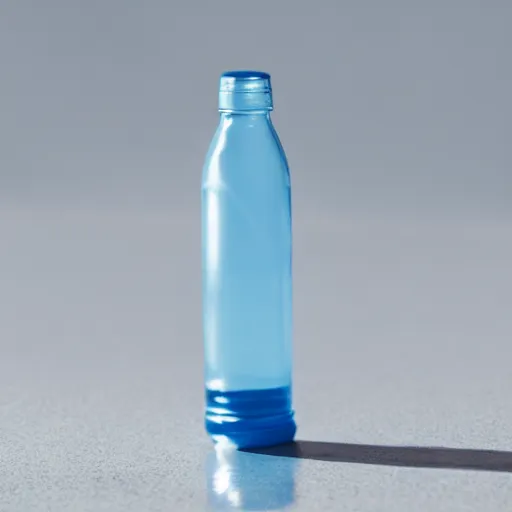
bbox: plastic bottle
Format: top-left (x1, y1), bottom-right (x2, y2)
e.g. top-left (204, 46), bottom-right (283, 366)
top-left (202, 70), bottom-right (296, 448)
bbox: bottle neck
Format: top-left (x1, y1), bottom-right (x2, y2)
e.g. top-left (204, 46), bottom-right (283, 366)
top-left (220, 111), bottom-right (271, 120)
top-left (218, 111), bottom-right (273, 131)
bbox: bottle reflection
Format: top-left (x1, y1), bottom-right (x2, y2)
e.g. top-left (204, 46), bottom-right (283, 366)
top-left (206, 443), bottom-right (297, 511)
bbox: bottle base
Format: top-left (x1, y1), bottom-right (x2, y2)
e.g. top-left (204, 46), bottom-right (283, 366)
top-left (209, 419), bottom-right (296, 450)
top-left (205, 386), bottom-right (296, 449)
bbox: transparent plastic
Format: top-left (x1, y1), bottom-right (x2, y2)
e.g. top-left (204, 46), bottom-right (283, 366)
top-left (202, 71), bottom-right (296, 448)
top-left (206, 446), bottom-right (297, 510)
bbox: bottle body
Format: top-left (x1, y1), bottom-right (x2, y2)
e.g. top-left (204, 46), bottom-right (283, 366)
top-left (202, 71), bottom-right (295, 448)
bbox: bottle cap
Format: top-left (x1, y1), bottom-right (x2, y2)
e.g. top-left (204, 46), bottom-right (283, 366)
top-left (218, 70), bottom-right (273, 112)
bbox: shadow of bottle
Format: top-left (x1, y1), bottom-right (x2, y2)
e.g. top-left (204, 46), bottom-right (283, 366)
top-left (246, 440), bottom-right (512, 473)
top-left (205, 443), bottom-right (298, 511)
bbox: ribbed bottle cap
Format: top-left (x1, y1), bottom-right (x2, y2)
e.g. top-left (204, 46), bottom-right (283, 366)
top-left (218, 70), bottom-right (273, 112)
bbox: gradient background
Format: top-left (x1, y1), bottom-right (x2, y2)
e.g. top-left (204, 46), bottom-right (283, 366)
top-left (1, 2), bottom-right (511, 511)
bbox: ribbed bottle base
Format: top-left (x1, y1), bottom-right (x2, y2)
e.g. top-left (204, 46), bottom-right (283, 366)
top-left (205, 386), bottom-right (296, 449)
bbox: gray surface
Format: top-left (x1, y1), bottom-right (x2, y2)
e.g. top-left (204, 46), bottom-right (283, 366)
top-left (2, 212), bottom-right (512, 511)
top-left (1, 2), bottom-right (512, 511)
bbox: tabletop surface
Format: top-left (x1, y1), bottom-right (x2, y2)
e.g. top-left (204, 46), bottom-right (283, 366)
top-left (1, 206), bottom-right (511, 512)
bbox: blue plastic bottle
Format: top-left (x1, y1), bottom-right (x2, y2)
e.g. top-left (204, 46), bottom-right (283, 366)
top-left (202, 71), bottom-right (296, 449)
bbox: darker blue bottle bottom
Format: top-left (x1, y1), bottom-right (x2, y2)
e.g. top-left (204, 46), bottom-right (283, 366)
top-left (205, 386), bottom-right (296, 449)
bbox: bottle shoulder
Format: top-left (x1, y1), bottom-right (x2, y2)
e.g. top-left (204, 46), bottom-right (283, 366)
top-left (202, 117), bottom-right (290, 187)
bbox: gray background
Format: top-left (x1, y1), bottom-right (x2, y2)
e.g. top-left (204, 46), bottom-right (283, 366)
top-left (1, 1), bottom-right (511, 511)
